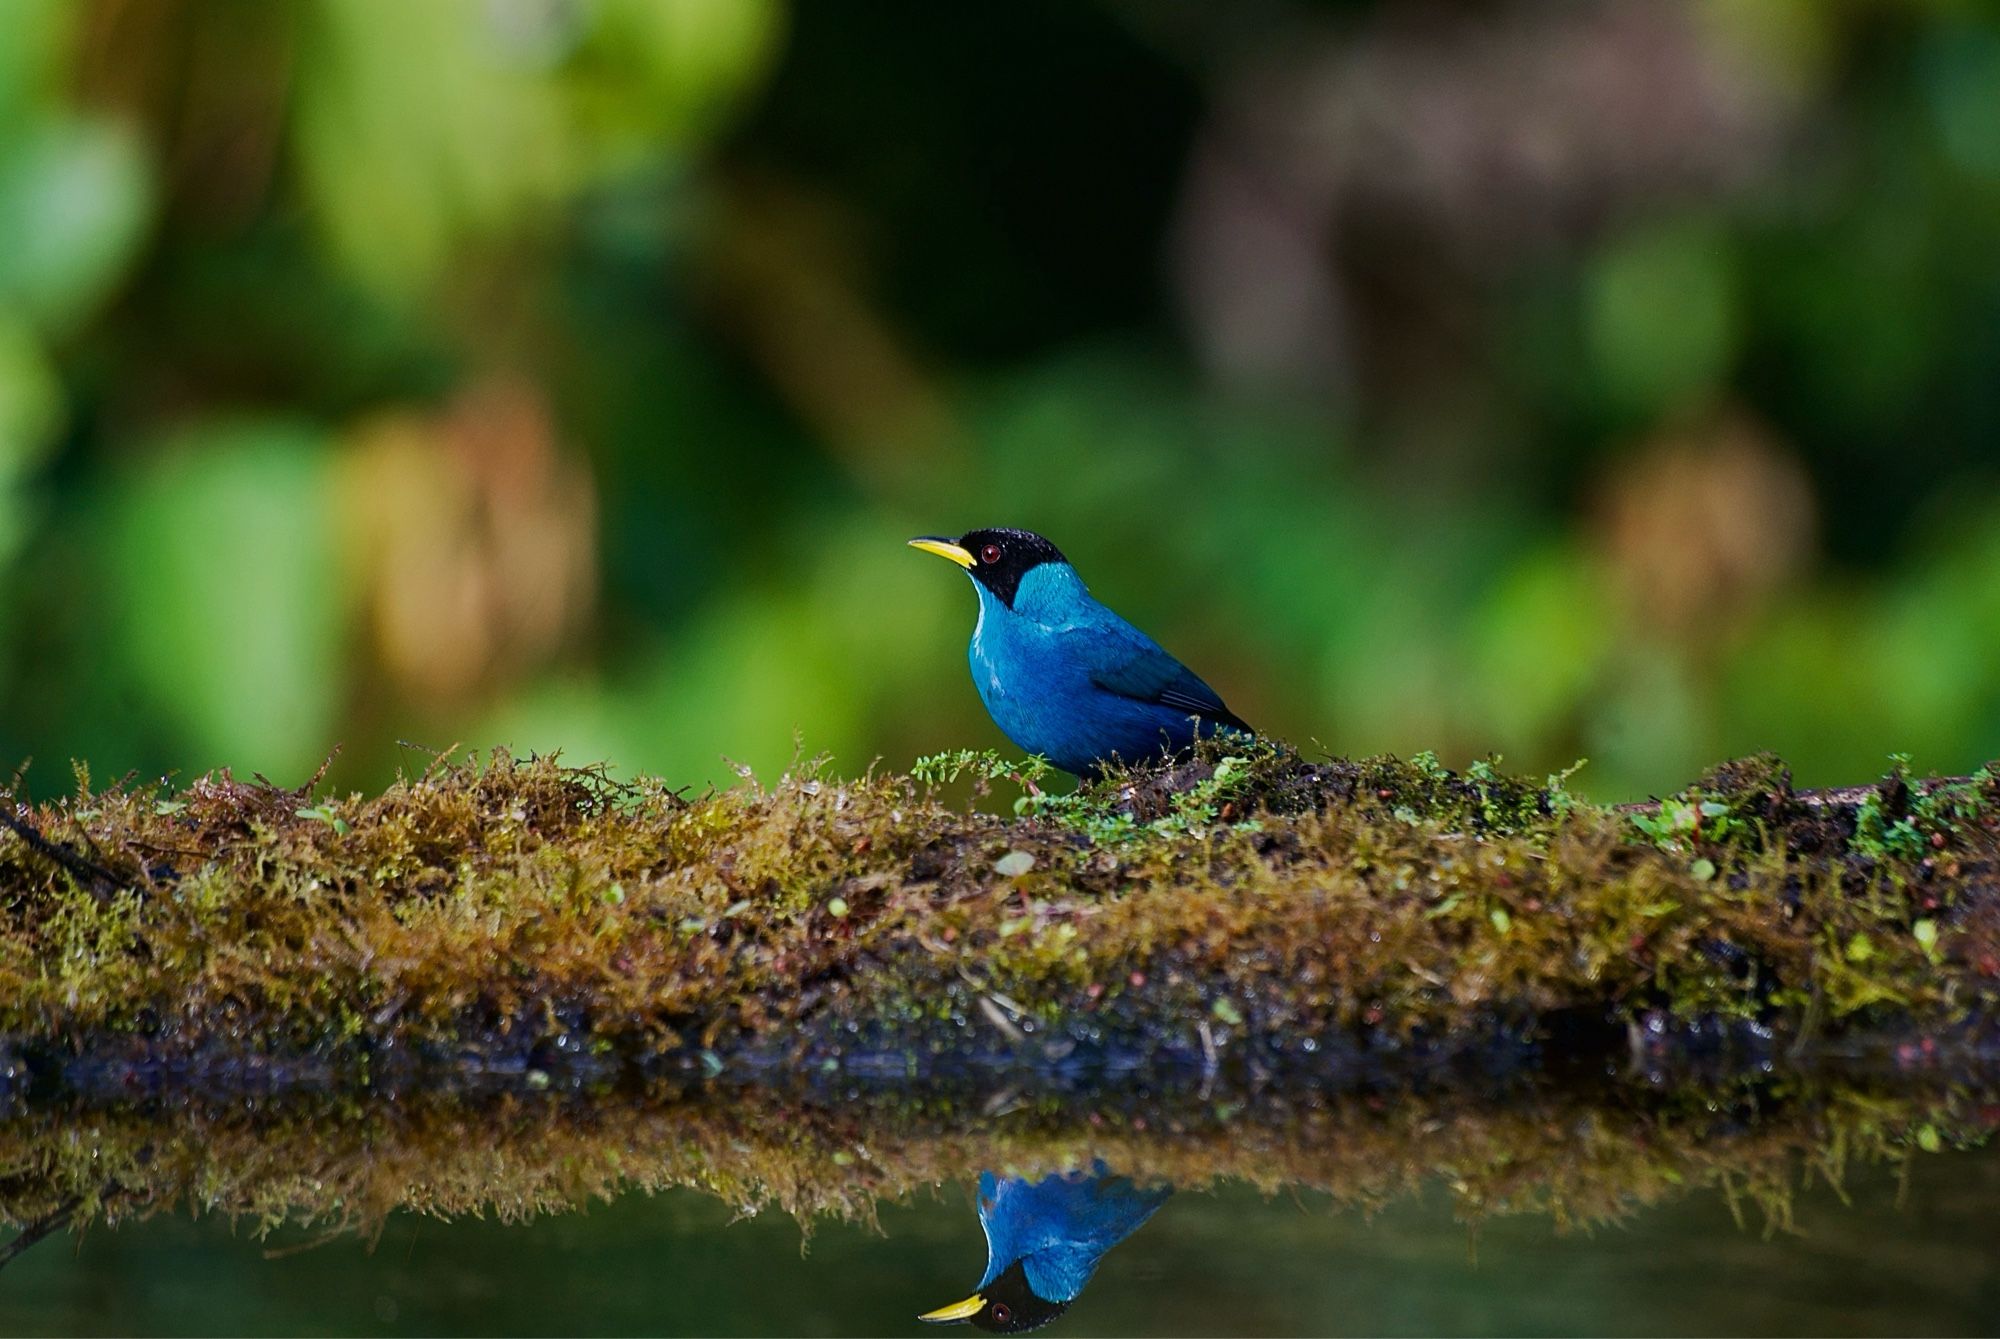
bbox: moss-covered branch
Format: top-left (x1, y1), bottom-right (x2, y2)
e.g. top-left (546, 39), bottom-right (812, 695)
top-left (2, 743), bottom-right (1998, 1082)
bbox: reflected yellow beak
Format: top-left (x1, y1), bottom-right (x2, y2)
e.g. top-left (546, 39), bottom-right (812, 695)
top-left (908, 536), bottom-right (975, 569)
top-left (918, 1293), bottom-right (986, 1324)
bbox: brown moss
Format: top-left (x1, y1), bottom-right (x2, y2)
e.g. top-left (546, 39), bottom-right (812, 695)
top-left (1, 743), bottom-right (1998, 1071)
top-left (1, 1068), bottom-right (1991, 1242)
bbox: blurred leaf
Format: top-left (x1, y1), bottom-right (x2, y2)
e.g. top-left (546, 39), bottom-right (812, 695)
top-left (101, 423), bottom-right (347, 776)
top-left (0, 0), bottom-right (66, 147)
top-left (568, 0), bottom-right (785, 162)
top-left (1587, 655), bottom-right (1710, 800)
top-left (294, 0), bottom-right (565, 297)
top-left (0, 313), bottom-right (62, 470)
top-left (0, 312), bottom-right (63, 561)
top-left (489, 515), bottom-right (961, 786)
top-left (1468, 544), bottom-right (1615, 757)
top-left (1748, 143), bottom-right (1961, 444)
top-left (1699, 0), bottom-right (1837, 103)
top-left (1722, 595), bottom-right (1887, 784)
top-left (1923, 21), bottom-right (2000, 180)
top-left (0, 116), bottom-right (153, 332)
top-left (1586, 219), bottom-right (1738, 421)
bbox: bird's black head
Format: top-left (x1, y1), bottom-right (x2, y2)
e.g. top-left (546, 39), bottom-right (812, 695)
top-left (918, 1260), bottom-right (1071, 1335)
top-left (907, 528), bottom-right (1069, 609)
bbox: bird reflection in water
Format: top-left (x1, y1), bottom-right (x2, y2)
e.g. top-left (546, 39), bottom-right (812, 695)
top-left (919, 1164), bottom-right (1171, 1333)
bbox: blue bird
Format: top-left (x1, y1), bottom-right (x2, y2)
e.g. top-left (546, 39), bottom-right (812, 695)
top-left (918, 1166), bottom-right (1172, 1333)
top-left (908, 528), bottom-right (1250, 777)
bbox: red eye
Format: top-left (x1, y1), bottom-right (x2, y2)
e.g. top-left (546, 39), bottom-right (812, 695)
top-left (980, 544), bottom-right (1002, 564)
top-left (991, 1304), bottom-right (1013, 1325)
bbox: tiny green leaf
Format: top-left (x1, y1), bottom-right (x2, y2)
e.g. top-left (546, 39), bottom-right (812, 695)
top-left (295, 805), bottom-right (350, 835)
top-left (1690, 857), bottom-right (1717, 882)
top-left (1489, 906), bottom-right (1512, 934)
top-left (1210, 996), bottom-right (1244, 1026)
top-left (826, 897), bottom-right (849, 918)
top-left (993, 850), bottom-right (1036, 878)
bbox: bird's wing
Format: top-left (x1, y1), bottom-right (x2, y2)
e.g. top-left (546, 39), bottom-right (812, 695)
top-left (977, 1172), bottom-right (1063, 1289)
top-left (978, 1170), bottom-right (1173, 1302)
top-left (1078, 619), bottom-right (1252, 734)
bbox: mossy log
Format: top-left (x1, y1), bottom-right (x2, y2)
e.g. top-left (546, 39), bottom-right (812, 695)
top-left (2, 743), bottom-right (1998, 1089)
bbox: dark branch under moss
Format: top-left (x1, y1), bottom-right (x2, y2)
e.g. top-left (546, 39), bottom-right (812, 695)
top-left (3, 743), bottom-right (1999, 1090)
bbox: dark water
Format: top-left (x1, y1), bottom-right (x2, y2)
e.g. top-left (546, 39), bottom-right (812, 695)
top-left (4, 1082), bottom-right (1998, 1337)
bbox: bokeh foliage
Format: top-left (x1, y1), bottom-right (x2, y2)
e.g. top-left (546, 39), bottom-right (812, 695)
top-left (1, 0), bottom-right (1998, 799)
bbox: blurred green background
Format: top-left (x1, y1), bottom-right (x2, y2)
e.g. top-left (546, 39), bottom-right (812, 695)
top-left (4, 0), bottom-right (2000, 801)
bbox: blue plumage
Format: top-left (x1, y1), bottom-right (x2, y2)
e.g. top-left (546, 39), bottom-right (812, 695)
top-left (911, 528), bottom-right (1249, 777)
top-left (973, 1167), bottom-right (1171, 1304)
top-left (920, 1164), bottom-right (1172, 1331)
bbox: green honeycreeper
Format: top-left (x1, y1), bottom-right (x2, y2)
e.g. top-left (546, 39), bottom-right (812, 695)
top-left (909, 527), bottom-right (1250, 777)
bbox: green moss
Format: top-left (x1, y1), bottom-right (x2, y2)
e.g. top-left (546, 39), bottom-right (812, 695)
top-left (0, 743), bottom-right (1997, 1066)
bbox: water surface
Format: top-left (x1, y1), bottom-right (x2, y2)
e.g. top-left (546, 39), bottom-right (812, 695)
top-left (3, 1061), bottom-right (1994, 1336)
top-left (9, 1145), bottom-right (2000, 1335)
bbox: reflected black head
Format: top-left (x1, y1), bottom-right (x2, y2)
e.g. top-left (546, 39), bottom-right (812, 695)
top-left (969, 1261), bottom-right (1071, 1334)
top-left (958, 528), bottom-right (1068, 609)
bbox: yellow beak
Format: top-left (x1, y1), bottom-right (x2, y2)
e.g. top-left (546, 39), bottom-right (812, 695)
top-left (918, 1293), bottom-right (986, 1324)
top-left (908, 536), bottom-right (975, 569)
